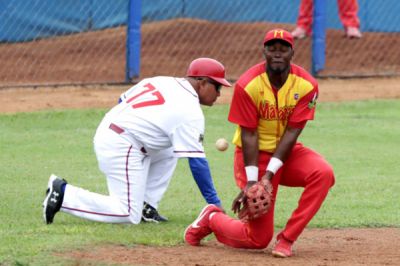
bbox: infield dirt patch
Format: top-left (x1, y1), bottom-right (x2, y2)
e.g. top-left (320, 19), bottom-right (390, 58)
top-left (1, 76), bottom-right (400, 113)
top-left (63, 228), bottom-right (399, 266)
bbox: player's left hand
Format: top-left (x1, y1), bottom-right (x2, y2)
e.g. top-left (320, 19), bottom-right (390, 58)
top-left (236, 178), bottom-right (273, 222)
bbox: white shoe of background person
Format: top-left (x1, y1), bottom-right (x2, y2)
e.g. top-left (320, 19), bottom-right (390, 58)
top-left (291, 27), bottom-right (307, 39)
top-left (345, 27), bottom-right (362, 38)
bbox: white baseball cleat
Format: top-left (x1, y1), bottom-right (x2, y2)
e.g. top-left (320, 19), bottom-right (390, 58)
top-left (346, 27), bottom-right (362, 39)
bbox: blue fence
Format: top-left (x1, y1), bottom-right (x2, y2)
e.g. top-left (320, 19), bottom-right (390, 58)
top-left (0, 0), bottom-right (128, 42)
top-left (142, 0), bottom-right (400, 32)
top-left (1, 0), bottom-right (399, 43)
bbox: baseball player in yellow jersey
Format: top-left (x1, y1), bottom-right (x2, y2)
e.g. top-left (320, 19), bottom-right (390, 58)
top-left (185, 29), bottom-right (335, 258)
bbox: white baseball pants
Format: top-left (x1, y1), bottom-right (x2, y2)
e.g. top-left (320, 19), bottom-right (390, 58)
top-left (60, 122), bottom-right (177, 224)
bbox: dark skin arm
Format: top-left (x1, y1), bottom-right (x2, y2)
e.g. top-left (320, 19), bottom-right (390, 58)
top-left (231, 125), bottom-right (303, 214)
top-left (264, 125), bottom-right (303, 180)
top-left (241, 127), bottom-right (259, 167)
top-left (232, 127), bottom-right (259, 213)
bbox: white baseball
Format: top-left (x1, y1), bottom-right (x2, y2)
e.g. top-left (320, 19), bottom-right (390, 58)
top-left (215, 138), bottom-right (229, 151)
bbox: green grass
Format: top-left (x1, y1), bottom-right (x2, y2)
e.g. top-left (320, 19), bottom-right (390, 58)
top-left (1, 100), bottom-right (399, 265)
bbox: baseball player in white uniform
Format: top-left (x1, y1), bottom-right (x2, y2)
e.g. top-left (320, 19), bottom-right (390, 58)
top-left (43, 58), bottom-right (232, 225)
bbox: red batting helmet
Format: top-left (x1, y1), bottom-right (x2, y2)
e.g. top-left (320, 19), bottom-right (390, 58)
top-left (187, 58), bottom-right (232, 87)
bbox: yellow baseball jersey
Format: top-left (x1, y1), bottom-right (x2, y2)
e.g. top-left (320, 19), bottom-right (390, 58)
top-left (228, 62), bottom-right (318, 153)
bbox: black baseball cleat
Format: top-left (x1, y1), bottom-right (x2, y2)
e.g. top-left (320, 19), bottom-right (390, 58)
top-left (142, 202), bottom-right (168, 223)
top-left (43, 174), bottom-right (67, 224)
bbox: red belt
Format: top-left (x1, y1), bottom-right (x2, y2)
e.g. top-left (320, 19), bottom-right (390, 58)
top-left (109, 123), bottom-right (147, 153)
top-left (109, 123), bottom-right (124, 134)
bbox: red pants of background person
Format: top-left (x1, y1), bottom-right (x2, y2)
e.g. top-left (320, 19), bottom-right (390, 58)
top-left (294, 0), bottom-right (361, 38)
top-left (298, 0), bottom-right (360, 33)
top-left (209, 143), bottom-right (335, 249)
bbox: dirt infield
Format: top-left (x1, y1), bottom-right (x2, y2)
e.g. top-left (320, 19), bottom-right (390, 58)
top-left (1, 76), bottom-right (400, 113)
top-left (1, 78), bottom-right (400, 265)
top-left (63, 228), bottom-right (399, 266)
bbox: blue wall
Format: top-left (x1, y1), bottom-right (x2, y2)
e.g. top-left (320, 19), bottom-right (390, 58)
top-left (141, 0), bottom-right (299, 24)
top-left (142, 0), bottom-right (400, 32)
top-left (1, 0), bottom-right (399, 42)
top-left (0, 0), bottom-right (128, 42)
top-left (327, 0), bottom-right (400, 32)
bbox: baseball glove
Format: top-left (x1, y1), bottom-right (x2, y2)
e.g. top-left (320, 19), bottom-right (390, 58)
top-left (238, 178), bottom-right (273, 222)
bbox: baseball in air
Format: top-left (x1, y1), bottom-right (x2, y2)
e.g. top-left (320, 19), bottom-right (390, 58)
top-left (215, 138), bottom-right (229, 151)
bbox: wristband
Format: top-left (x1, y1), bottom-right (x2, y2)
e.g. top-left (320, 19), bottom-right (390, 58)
top-left (266, 157), bottom-right (283, 174)
top-left (245, 166), bottom-right (258, 182)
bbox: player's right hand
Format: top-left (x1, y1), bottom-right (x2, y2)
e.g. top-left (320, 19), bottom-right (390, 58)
top-left (231, 181), bottom-right (257, 213)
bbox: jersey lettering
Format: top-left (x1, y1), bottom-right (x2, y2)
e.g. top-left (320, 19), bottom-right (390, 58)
top-left (259, 101), bottom-right (295, 120)
top-left (126, 83), bottom-right (165, 109)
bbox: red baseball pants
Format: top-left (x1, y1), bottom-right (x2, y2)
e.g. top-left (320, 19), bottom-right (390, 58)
top-left (209, 143), bottom-right (335, 249)
top-left (297, 0), bottom-right (360, 34)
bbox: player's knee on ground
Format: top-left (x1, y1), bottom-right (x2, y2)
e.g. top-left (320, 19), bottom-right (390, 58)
top-left (128, 210), bottom-right (143, 224)
top-left (248, 231), bottom-right (273, 249)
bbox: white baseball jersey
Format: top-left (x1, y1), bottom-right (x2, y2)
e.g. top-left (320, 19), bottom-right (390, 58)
top-left (60, 77), bottom-right (208, 224)
top-left (106, 77), bottom-right (206, 157)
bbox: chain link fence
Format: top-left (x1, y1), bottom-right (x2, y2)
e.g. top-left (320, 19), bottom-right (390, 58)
top-left (1, 0), bottom-right (399, 88)
top-left (0, 0), bottom-right (128, 87)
